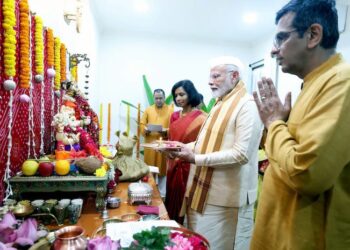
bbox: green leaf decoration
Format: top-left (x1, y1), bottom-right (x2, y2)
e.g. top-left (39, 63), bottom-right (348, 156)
top-left (131, 227), bottom-right (171, 249)
top-left (143, 75), bottom-right (154, 105)
top-left (121, 100), bottom-right (138, 109)
top-left (200, 105), bottom-right (208, 113)
top-left (165, 94), bottom-right (173, 105)
top-left (206, 98), bottom-right (216, 112)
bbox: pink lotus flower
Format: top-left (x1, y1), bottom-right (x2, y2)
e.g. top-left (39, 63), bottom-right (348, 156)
top-left (88, 236), bottom-right (121, 250)
top-left (0, 212), bottom-right (46, 248)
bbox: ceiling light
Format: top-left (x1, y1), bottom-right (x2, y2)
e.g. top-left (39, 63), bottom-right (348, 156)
top-left (243, 12), bottom-right (258, 24)
top-left (133, 0), bottom-right (150, 13)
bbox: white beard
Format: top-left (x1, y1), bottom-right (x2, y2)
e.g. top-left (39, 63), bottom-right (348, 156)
top-left (211, 80), bottom-right (233, 98)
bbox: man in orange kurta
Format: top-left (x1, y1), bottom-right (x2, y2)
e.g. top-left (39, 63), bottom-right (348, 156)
top-left (140, 89), bottom-right (173, 197)
top-left (252, 1), bottom-right (350, 249)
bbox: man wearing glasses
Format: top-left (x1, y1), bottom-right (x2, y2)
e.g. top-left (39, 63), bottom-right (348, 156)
top-left (252, 0), bottom-right (350, 249)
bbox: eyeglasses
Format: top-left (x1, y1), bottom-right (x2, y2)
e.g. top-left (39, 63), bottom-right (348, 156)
top-left (273, 29), bottom-right (298, 49)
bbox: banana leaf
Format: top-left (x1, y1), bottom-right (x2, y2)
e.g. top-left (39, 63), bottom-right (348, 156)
top-left (143, 75), bottom-right (154, 105)
top-left (206, 98), bottom-right (216, 112)
top-left (121, 100), bottom-right (138, 109)
top-left (165, 94), bottom-right (173, 105)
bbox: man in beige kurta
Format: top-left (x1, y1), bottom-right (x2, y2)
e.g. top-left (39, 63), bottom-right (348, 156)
top-left (168, 57), bottom-right (262, 250)
top-left (140, 89), bottom-right (173, 197)
top-left (252, 1), bottom-right (350, 249)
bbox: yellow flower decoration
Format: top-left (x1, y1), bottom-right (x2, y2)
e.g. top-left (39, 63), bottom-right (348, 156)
top-left (19, 0), bottom-right (31, 88)
top-left (46, 28), bottom-right (54, 68)
top-left (60, 43), bottom-right (67, 82)
top-left (95, 167), bottom-right (107, 177)
top-left (3, 0), bottom-right (17, 78)
top-left (54, 37), bottom-right (61, 90)
top-left (34, 15), bottom-right (44, 76)
top-left (70, 57), bottom-right (78, 82)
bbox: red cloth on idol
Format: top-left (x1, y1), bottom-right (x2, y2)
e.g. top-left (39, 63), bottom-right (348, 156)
top-left (165, 110), bottom-right (205, 224)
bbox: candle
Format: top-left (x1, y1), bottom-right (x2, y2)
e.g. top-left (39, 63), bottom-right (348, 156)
top-left (126, 105), bottom-right (130, 135)
top-left (99, 103), bottom-right (103, 145)
top-left (136, 103), bottom-right (141, 159)
top-left (107, 103), bottom-right (111, 144)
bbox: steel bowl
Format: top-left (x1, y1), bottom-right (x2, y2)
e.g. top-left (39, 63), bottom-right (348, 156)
top-left (13, 204), bottom-right (34, 217)
top-left (103, 217), bottom-right (123, 227)
top-left (107, 197), bottom-right (121, 209)
top-left (121, 213), bottom-right (141, 222)
top-left (141, 214), bottom-right (159, 221)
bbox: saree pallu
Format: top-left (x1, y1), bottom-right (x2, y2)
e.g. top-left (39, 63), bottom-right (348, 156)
top-left (165, 110), bottom-right (206, 224)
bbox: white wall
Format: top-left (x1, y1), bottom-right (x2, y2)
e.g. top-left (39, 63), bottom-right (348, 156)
top-left (96, 31), bottom-right (252, 145)
top-left (28, 0), bottom-right (99, 111)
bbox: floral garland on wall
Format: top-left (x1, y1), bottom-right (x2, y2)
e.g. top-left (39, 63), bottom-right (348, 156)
top-left (60, 43), bottom-right (67, 82)
top-left (46, 28), bottom-right (55, 71)
top-left (54, 37), bottom-right (61, 90)
top-left (2, 0), bottom-right (17, 90)
top-left (19, 0), bottom-right (30, 89)
top-left (34, 15), bottom-right (44, 80)
top-left (70, 57), bottom-right (78, 82)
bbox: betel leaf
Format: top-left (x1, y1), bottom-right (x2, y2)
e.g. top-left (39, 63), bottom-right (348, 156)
top-left (143, 75), bottom-right (154, 105)
top-left (165, 94), bottom-right (173, 105)
top-left (131, 227), bottom-right (171, 249)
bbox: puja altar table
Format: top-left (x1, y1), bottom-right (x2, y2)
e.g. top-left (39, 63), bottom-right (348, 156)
top-left (9, 175), bottom-right (108, 210)
top-left (48, 174), bottom-right (168, 237)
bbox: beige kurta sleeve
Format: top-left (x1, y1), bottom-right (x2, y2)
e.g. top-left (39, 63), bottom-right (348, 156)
top-left (265, 78), bottom-right (350, 196)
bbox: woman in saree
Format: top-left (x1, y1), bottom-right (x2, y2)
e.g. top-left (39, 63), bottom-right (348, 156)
top-left (165, 80), bottom-right (206, 224)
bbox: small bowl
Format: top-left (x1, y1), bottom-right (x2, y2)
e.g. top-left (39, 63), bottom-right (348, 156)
top-left (121, 213), bottom-right (141, 222)
top-left (13, 204), bottom-right (34, 217)
top-left (107, 197), bottom-right (121, 209)
top-left (141, 214), bottom-right (159, 221)
top-left (103, 217), bottom-right (123, 227)
top-left (92, 227), bottom-right (106, 238)
top-left (4, 199), bottom-right (17, 206)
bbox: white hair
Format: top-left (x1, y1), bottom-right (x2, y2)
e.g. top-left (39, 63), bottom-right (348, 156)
top-left (209, 56), bottom-right (245, 79)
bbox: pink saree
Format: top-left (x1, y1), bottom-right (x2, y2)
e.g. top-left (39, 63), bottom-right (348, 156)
top-left (165, 110), bottom-right (206, 224)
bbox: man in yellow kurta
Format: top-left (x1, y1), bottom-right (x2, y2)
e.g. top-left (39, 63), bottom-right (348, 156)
top-left (141, 89), bottom-right (173, 197)
top-left (252, 1), bottom-right (350, 249)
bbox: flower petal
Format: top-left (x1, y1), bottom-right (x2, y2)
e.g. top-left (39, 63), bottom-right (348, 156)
top-left (0, 212), bottom-right (17, 231)
top-left (0, 228), bottom-right (17, 244)
top-left (16, 218), bottom-right (38, 243)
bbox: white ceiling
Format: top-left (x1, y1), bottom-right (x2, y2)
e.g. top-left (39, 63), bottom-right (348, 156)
top-left (90, 0), bottom-right (290, 45)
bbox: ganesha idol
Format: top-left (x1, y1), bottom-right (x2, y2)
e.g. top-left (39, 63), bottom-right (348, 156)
top-left (52, 101), bottom-right (102, 160)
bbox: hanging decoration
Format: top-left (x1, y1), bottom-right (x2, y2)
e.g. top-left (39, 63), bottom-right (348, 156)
top-left (99, 103), bottom-right (103, 145)
top-left (70, 57), bottom-right (78, 82)
top-left (46, 28), bottom-right (55, 78)
top-left (3, 92), bottom-right (14, 201)
top-left (19, 0), bottom-right (31, 88)
top-left (34, 15), bottom-right (44, 83)
top-left (2, 0), bottom-right (17, 90)
top-left (54, 37), bottom-right (61, 90)
top-left (60, 43), bottom-right (67, 82)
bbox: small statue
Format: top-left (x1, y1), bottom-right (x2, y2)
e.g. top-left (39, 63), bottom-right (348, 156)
top-left (112, 131), bottom-right (149, 181)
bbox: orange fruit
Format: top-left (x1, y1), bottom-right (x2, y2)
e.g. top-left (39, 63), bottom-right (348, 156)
top-left (55, 160), bottom-right (70, 175)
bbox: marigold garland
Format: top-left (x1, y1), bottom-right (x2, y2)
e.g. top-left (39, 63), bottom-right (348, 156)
top-left (34, 15), bottom-right (44, 76)
top-left (54, 37), bottom-right (61, 90)
top-left (19, 0), bottom-right (31, 88)
top-left (3, 0), bottom-right (17, 78)
top-left (70, 58), bottom-right (78, 82)
top-left (46, 28), bottom-right (54, 68)
top-left (60, 43), bottom-right (67, 82)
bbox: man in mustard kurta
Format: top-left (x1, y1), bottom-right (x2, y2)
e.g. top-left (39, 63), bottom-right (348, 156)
top-left (141, 89), bottom-right (173, 197)
top-left (252, 0), bottom-right (350, 249)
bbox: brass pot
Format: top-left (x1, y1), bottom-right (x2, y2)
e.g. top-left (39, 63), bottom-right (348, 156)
top-left (52, 225), bottom-right (87, 250)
